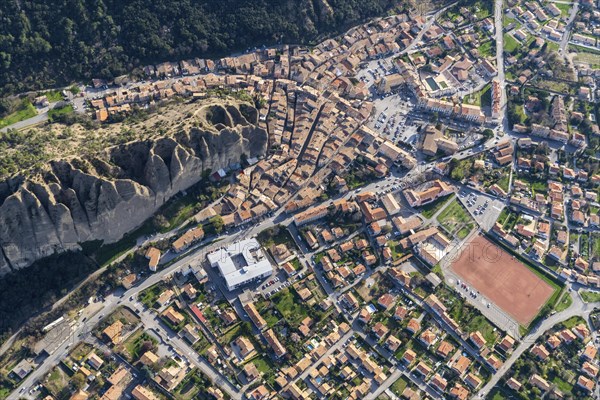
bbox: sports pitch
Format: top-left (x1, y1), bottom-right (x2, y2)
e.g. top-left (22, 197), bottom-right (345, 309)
top-left (450, 235), bottom-right (556, 326)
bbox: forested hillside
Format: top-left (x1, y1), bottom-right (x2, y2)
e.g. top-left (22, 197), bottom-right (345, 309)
top-left (0, 0), bottom-right (399, 96)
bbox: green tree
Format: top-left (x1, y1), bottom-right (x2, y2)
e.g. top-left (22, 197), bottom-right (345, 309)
top-left (209, 215), bottom-right (224, 234)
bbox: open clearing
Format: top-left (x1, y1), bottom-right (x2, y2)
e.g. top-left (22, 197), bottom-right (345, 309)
top-left (450, 235), bottom-right (556, 325)
top-left (437, 198), bottom-right (474, 239)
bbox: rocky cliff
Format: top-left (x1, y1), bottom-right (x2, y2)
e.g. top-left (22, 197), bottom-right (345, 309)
top-left (0, 103), bottom-right (268, 274)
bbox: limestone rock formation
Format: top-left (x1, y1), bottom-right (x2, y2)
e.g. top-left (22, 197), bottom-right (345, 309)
top-left (0, 103), bottom-right (268, 274)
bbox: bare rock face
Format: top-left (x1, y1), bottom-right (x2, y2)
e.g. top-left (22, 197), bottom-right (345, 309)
top-left (0, 103), bottom-right (268, 274)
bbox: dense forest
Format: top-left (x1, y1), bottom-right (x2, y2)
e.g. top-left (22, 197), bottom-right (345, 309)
top-left (0, 0), bottom-right (399, 97)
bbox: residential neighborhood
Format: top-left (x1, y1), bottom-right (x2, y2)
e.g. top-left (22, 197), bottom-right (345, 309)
top-left (1, 1), bottom-right (600, 400)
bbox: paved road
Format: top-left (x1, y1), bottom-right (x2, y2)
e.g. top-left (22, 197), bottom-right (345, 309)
top-left (494, 0), bottom-right (507, 124)
top-left (559, 1), bottom-right (580, 54)
top-left (0, 103), bottom-right (58, 133)
top-left (130, 301), bottom-right (243, 397)
top-left (475, 289), bottom-right (600, 398)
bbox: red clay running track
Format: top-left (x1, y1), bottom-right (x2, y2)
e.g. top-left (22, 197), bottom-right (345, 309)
top-left (450, 235), bottom-right (555, 326)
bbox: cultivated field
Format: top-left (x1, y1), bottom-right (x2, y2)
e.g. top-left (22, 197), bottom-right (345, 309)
top-left (450, 235), bottom-right (555, 325)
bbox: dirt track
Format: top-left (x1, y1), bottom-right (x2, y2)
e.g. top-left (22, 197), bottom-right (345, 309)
top-left (450, 235), bottom-right (555, 326)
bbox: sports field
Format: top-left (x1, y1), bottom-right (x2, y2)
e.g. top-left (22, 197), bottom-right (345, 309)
top-left (450, 235), bottom-right (555, 325)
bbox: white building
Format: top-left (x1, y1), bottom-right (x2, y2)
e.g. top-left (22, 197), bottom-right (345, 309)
top-left (207, 238), bottom-right (273, 291)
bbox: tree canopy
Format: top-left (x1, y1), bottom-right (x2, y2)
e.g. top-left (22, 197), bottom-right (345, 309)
top-left (0, 0), bottom-right (396, 96)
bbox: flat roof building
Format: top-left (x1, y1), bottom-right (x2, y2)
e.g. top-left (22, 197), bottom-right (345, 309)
top-left (207, 238), bottom-right (273, 291)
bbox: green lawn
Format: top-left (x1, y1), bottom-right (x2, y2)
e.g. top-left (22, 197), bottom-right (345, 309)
top-left (122, 328), bottom-right (157, 361)
top-left (220, 322), bottom-right (253, 345)
top-left (551, 376), bottom-right (573, 393)
top-left (555, 2), bottom-right (572, 17)
top-left (420, 194), bottom-right (453, 219)
top-left (138, 283), bottom-right (166, 309)
top-left (593, 235), bottom-right (600, 259)
top-left (555, 292), bottom-right (573, 312)
top-left (497, 174), bottom-right (510, 192)
top-left (436, 198), bottom-right (474, 239)
top-left (504, 33), bottom-right (519, 53)
top-left (561, 316), bottom-right (585, 329)
top-left (387, 240), bottom-right (406, 260)
top-left (503, 14), bottom-right (515, 28)
top-left (479, 41), bottom-right (495, 58)
top-left (573, 50), bottom-right (600, 68)
top-left (580, 290), bottom-right (600, 303)
top-left (48, 104), bottom-right (74, 121)
top-left (257, 225), bottom-right (297, 250)
top-left (464, 84), bottom-right (491, 107)
top-left (466, 315), bottom-right (498, 344)
top-left (251, 356), bottom-right (274, 374)
top-left (390, 376), bottom-right (408, 396)
top-left (44, 90), bottom-right (64, 102)
top-left (0, 100), bottom-right (37, 129)
top-left (546, 41), bottom-right (560, 52)
top-left (44, 365), bottom-right (70, 396)
top-left (272, 287), bottom-right (312, 327)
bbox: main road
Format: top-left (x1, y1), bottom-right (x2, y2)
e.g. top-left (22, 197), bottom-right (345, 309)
top-left (475, 289), bottom-right (600, 398)
top-left (8, 126), bottom-right (498, 400)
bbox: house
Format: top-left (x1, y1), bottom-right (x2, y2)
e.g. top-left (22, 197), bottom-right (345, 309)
top-left (249, 385), bottom-right (270, 400)
top-left (436, 341), bottom-right (455, 358)
top-left (385, 335), bottom-right (402, 352)
top-left (244, 302), bottom-right (267, 330)
top-left (452, 355), bottom-right (471, 376)
top-left (582, 361), bottom-right (599, 378)
top-left (419, 328), bottom-right (437, 348)
top-left (394, 305), bottom-right (408, 320)
top-left (162, 307), bottom-right (185, 326)
top-left (140, 351), bottom-right (159, 366)
top-left (469, 331), bottom-right (487, 349)
top-left (531, 344), bottom-right (550, 360)
top-left (464, 373), bottom-right (482, 389)
top-left (403, 180), bottom-right (453, 207)
top-left (529, 374), bottom-right (550, 392)
top-left (506, 377), bottom-right (522, 391)
top-left (450, 383), bottom-right (470, 400)
top-left (372, 322), bottom-right (389, 340)
top-left (172, 227), bottom-right (204, 253)
top-left (156, 289), bottom-right (174, 307)
top-left (103, 321), bottom-right (124, 345)
top-left (430, 373), bottom-right (448, 392)
top-left (70, 390), bottom-right (90, 400)
top-left (243, 363), bottom-right (260, 382)
top-left (576, 375), bottom-right (595, 393)
top-left (406, 318), bottom-right (421, 334)
top-left (377, 293), bottom-right (396, 311)
top-left (582, 343), bottom-right (598, 361)
top-left (263, 329), bottom-right (286, 358)
top-left (121, 274), bottom-right (137, 289)
top-left (572, 323), bottom-right (590, 340)
top-left (413, 361), bottom-right (432, 379)
top-left (486, 354), bottom-right (503, 371)
top-left (132, 386), bottom-right (160, 400)
top-left (498, 335), bottom-right (515, 353)
top-left (180, 324), bottom-right (200, 345)
top-left (182, 283), bottom-right (197, 300)
top-left (402, 349), bottom-right (417, 365)
top-left (87, 352), bottom-right (104, 370)
top-left (145, 247), bottom-right (161, 272)
top-left (559, 329), bottom-right (577, 343)
top-left (10, 360), bottom-right (33, 381)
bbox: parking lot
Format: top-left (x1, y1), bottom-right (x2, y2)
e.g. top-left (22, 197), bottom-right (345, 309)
top-left (457, 188), bottom-right (505, 231)
top-left (443, 271), bottom-right (521, 339)
top-left (259, 257), bottom-right (310, 299)
top-left (369, 95), bottom-right (421, 145)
